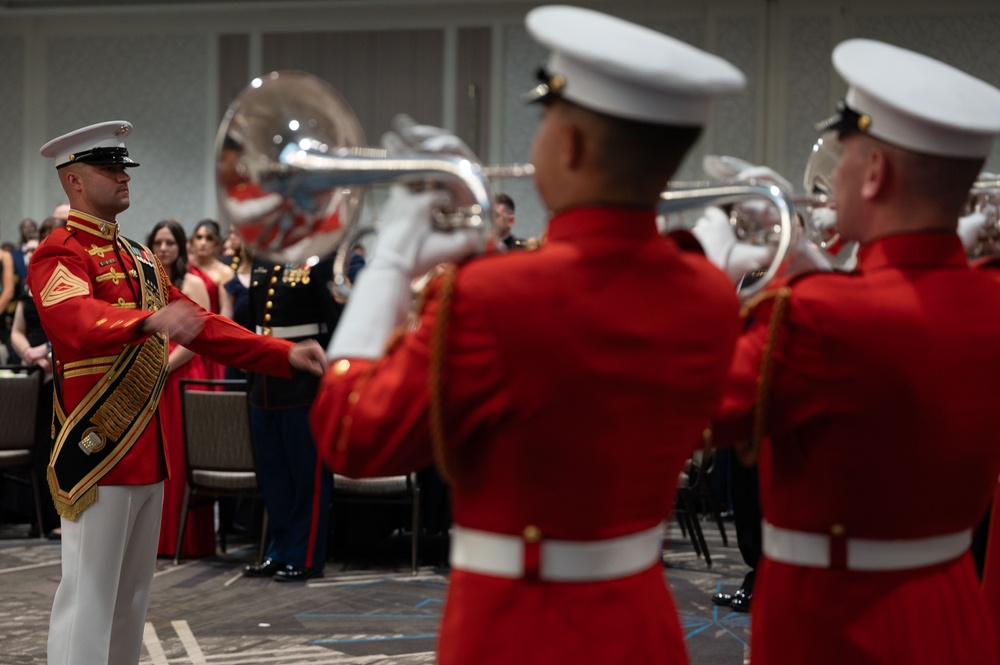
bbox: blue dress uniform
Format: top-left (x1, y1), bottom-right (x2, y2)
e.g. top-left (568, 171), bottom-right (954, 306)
top-left (246, 256), bottom-right (342, 579)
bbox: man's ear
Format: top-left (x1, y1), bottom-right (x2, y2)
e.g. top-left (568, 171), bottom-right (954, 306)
top-left (565, 122), bottom-right (586, 171)
top-left (860, 147), bottom-right (888, 201)
top-left (61, 169), bottom-right (84, 194)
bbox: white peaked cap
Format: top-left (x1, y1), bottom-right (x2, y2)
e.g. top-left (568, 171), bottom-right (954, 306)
top-left (827, 39), bottom-right (1000, 159)
top-left (40, 120), bottom-right (139, 169)
top-left (525, 5), bottom-right (746, 126)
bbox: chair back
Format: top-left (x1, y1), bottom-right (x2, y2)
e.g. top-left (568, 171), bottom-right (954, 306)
top-left (0, 366), bottom-right (41, 451)
top-left (180, 379), bottom-right (256, 487)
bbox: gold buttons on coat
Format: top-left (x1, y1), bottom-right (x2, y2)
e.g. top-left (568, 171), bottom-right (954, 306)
top-left (523, 525), bottom-right (541, 543)
top-left (830, 524), bottom-right (846, 537)
top-left (333, 359), bottom-right (351, 375)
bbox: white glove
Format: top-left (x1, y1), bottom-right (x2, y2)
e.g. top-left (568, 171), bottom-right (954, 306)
top-left (810, 207), bottom-right (838, 236)
top-left (692, 207), bottom-right (776, 284)
top-left (958, 211), bottom-right (987, 253)
top-left (382, 114), bottom-right (478, 161)
top-left (780, 228), bottom-right (834, 281)
top-left (327, 186), bottom-right (483, 359)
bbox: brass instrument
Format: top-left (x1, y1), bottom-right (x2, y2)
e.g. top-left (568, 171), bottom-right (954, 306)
top-left (215, 71), bottom-right (800, 301)
top-left (659, 183), bottom-right (797, 300)
top-left (215, 70), bottom-right (502, 269)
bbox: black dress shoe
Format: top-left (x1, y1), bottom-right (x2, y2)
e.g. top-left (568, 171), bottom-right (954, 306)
top-left (729, 587), bottom-right (752, 612)
top-left (243, 557), bottom-right (285, 577)
top-left (712, 591), bottom-right (735, 607)
top-left (273, 565), bottom-right (324, 582)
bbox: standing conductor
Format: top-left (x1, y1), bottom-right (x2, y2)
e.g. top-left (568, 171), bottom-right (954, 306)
top-left (31, 120), bottom-right (326, 665)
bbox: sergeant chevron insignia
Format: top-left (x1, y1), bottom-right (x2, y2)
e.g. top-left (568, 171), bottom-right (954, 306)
top-left (40, 262), bottom-right (91, 306)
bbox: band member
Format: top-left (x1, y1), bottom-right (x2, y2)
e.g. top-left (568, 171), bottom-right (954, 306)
top-left (310, 5), bottom-right (746, 663)
top-left (706, 40), bottom-right (1000, 664)
top-left (30, 120), bottom-right (327, 665)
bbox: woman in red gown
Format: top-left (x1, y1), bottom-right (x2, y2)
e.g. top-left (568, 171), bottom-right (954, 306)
top-left (148, 219), bottom-right (217, 559)
top-left (188, 219), bottom-right (235, 381)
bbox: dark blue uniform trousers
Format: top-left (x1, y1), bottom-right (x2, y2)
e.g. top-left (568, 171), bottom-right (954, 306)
top-left (250, 405), bottom-right (332, 568)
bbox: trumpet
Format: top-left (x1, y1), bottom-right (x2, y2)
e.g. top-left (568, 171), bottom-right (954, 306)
top-left (658, 183), bottom-right (797, 300)
top-left (215, 70), bottom-right (801, 300)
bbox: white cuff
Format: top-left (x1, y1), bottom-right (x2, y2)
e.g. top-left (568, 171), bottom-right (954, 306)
top-left (327, 262), bottom-right (412, 360)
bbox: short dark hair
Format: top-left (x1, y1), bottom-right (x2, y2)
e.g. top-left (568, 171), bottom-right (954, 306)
top-left (560, 100), bottom-right (702, 200)
top-left (495, 193), bottom-right (515, 212)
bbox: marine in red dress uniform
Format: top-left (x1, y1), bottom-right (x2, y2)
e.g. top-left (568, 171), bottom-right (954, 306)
top-left (310, 7), bottom-right (746, 663)
top-left (708, 41), bottom-right (1000, 665)
top-left (32, 120), bottom-right (327, 665)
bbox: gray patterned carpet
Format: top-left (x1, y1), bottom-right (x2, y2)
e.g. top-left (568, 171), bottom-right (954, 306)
top-left (0, 518), bottom-right (750, 664)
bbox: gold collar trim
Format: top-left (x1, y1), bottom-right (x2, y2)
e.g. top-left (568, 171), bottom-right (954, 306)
top-left (66, 211), bottom-right (118, 241)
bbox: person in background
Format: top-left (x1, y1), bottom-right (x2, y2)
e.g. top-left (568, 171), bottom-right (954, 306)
top-left (309, 5), bottom-right (745, 663)
top-left (188, 219), bottom-right (234, 381)
top-left (240, 252), bottom-right (342, 582)
top-left (0, 245), bottom-right (14, 363)
top-left (494, 193), bottom-right (528, 250)
top-left (147, 218), bottom-right (215, 560)
top-left (10, 216), bottom-right (68, 539)
top-left (32, 120), bottom-right (327, 665)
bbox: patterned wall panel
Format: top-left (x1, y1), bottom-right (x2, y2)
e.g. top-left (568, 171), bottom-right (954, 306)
top-left (712, 17), bottom-right (758, 174)
top-left (499, 23), bottom-right (548, 240)
top-left (219, 34), bottom-right (250, 123)
top-left (0, 37), bottom-right (25, 244)
top-left (785, 15), bottom-right (835, 187)
top-left (45, 34), bottom-right (211, 240)
top-left (854, 12), bottom-right (1000, 171)
top-left (456, 27), bottom-right (492, 160)
top-left (262, 30), bottom-right (444, 147)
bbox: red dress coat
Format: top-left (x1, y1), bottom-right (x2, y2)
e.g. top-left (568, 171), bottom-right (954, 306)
top-left (311, 207), bottom-right (741, 664)
top-left (188, 264), bottom-right (226, 381)
top-left (28, 211), bottom-right (295, 490)
top-left (714, 233), bottom-right (1000, 665)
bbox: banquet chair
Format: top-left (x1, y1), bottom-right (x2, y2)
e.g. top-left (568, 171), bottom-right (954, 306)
top-left (0, 365), bottom-right (45, 539)
top-left (175, 378), bottom-right (267, 564)
top-left (331, 472), bottom-right (421, 575)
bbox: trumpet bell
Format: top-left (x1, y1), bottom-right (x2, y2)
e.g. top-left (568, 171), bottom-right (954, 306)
top-left (215, 70), bottom-right (366, 264)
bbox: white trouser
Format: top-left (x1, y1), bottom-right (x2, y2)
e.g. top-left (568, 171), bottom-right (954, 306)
top-left (48, 482), bottom-right (164, 665)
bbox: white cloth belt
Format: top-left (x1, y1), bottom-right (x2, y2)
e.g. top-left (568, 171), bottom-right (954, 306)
top-left (255, 323), bottom-right (326, 339)
top-left (449, 525), bottom-right (663, 582)
top-left (763, 521), bottom-right (971, 571)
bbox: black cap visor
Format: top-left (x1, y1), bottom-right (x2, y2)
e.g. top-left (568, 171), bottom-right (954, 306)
top-left (815, 99), bottom-right (871, 137)
top-left (57, 146), bottom-right (139, 169)
top-left (522, 66), bottom-right (567, 105)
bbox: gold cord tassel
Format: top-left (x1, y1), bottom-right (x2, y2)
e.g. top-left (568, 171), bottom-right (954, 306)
top-left (429, 264), bottom-right (459, 485)
top-left (737, 286), bottom-right (792, 466)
